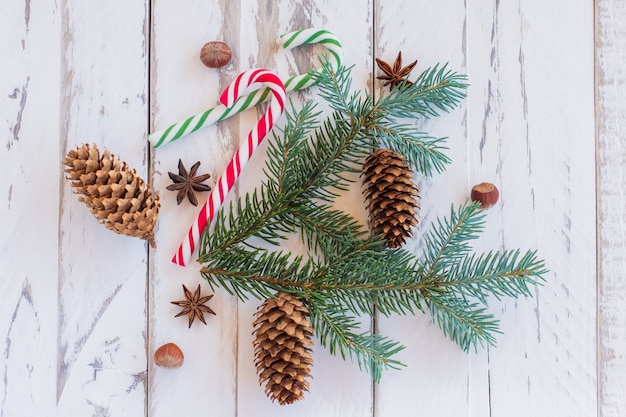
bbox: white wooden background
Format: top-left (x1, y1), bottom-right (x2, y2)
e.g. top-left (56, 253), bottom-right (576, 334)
top-left (1, 0), bottom-right (622, 416)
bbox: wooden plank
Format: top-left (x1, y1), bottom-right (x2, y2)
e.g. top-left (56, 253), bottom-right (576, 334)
top-left (0, 0), bottom-right (61, 414)
top-left (234, 2), bottom-right (375, 415)
top-left (596, 0), bottom-right (626, 415)
top-left (373, 2), bottom-right (478, 416)
top-left (466, 1), bottom-right (596, 416)
top-left (149, 0), bottom-right (375, 415)
top-left (148, 1), bottom-right (239, 416)
top-left (376, 1), bottom-right (597, 416)
top-left (56, 1), bottom-right (149, 415)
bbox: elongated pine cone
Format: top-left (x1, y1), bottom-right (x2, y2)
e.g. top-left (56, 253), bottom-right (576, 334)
top-left (252, 292), bottom-right (314, 405)
top-left (362, 148), bottom-right (420, 248)
top-left (63, 143), bottom-right (160, 247)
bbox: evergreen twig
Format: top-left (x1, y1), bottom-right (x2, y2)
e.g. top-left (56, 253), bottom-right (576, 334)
top-left (197, 63), bottom-right (546, 381)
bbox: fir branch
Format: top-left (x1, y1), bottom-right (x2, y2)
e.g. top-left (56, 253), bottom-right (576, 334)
top-left (285, 202), bottom-right (368, 258)
top-left (377, 63), bottom-right (469, 119)
top-left (312, 62), bottom-right (467, 175)
top-left (264, 100), bottom-right (321, 190)
top-left (424, 292), bottom-right (500, 351)
top-left (200, 202), bottom-right (546, 373)
top-left (203, 63), bottom-right (470, 258)
top-left (200, 245), bottom-right (313, 300)
top-left (313, 62), bottom-right (467, 121)
top-left (196, 63), bottom-right (547, 381)
top-left (416, 205), bottom-right (546, 349)
top-left (204, 223), bottom-right (430, 310)
top-left (292, 113), bottom-right (370, 202)
top-left (371, 123), bottom-right (451, 176)
top-left (441, 249), bottom-right (547, 303)
top-left (200, 102), bottom-right (320, 253)
top-left (422, 202), bottom-right (485, 275)
top-left (307, 297), bottom-right (405, 383)
top-left (200, 238), bottom-right (425, 317)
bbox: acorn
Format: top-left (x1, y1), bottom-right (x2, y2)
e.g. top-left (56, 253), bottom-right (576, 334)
top-left (200, 41), bottom-right (232, 68)
top-left (154, 343), bottom-right (184, 369)
top-left (471, 182), bottom-right (499, 209)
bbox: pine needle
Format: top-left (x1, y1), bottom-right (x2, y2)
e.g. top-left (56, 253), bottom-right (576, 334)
top-left (197, 63), bottom-right (546, 381)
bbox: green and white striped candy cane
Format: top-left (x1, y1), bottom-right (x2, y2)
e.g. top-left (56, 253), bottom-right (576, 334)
top-left (148, 28), bottom-right (343, 148)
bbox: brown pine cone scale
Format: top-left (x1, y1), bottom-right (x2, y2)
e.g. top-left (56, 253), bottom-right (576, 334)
top-left (63, 143), bottom-right (160, 247)
top-left (362, 148), bottom-right (420, 248)
top-left (252, 292), bottom-right (314, 405)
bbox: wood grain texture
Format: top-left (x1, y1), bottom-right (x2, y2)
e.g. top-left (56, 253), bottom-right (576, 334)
top-left (56, 0), bottom-right (150, 415)
top-left (0, 5), bottom-right (61, 417)
top-left (149, 1), bottom-right (239, 416)
top-left (374, 1), bottom-right (475, 416)
top-left (596, 0), bottom-right (626, 416)
top-left (0, 0), bottom-right (619, 415)
top-left (234, 2), bottom-right (375, 415)
top-left (1, 0), bottom-right (60, 415)
top-left (467, 2), bottom-right (596, 416)
top-left (150, 1), bottom-right (376, 415)
top-left (376, 1), bottom-right (597, 416)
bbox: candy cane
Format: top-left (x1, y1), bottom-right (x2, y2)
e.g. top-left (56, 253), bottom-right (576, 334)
top-left (172, 69), bottom-right (286, 266)
top-left (149, 28), bottom-right (342, 148)
top-left (278, 28), bottom-right (343, 91)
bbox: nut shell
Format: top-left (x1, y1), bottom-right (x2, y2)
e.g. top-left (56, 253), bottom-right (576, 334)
top-left (471, 182), bottom-right (499, 209)
top-left (200, 41), bottom-right (232, 68)
top-left (154, 343), bottom-right (184, 369)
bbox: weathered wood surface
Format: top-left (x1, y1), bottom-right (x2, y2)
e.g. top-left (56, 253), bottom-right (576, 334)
top-left (597, 0), bottom-right (626, 416)
top-left (0, 0), bottom-right (619, 416)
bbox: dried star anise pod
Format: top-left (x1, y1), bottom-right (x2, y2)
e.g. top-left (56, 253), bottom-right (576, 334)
top-left (166, 159), bottom-right (212, 206)
top-left (171, 284), bottom-right (216, 328)
top-left (375, 51), bottom-right (418, 91)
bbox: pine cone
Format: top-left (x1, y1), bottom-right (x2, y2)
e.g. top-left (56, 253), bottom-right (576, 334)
top-left (362, 148), bottom-right (420, 248)
top-left (252, 292), bottom-right (314, 405)
top-left (63, 143), bottom-right (160, 247)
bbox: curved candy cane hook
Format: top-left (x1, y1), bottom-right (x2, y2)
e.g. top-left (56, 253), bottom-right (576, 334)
top-left (279, 28), bottom-right (343, 91)
top-left (172, 68), bottom-right (286, 266)
top-left (149, 28), bottom-right (342, 148)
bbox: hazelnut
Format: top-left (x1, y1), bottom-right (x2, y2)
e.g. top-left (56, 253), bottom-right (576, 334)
top-left (200, 41), bottom-right (232, 68)
top-left (471, 182), bottom-right (499, 209)
top-left (154, 342), bottom-right (184, 369)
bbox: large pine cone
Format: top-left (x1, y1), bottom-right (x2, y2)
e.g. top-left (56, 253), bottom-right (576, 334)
top-left (362, 148), bottom-right (420, 248)
top-left (63, 143), bottom-right (160, 247)
top-left (252, 292), bottom-right (314, 405)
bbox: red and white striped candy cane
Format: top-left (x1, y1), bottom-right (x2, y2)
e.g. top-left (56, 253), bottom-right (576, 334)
top-left (172, 69), bottom-right (286, 266)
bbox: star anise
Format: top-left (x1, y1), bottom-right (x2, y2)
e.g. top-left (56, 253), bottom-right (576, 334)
top-left (375, 52), bottom-right (418, 91)
top-left (171, 284), bottom-right (216, 328)
top-left (166, 159), bottom-right (212, 206)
